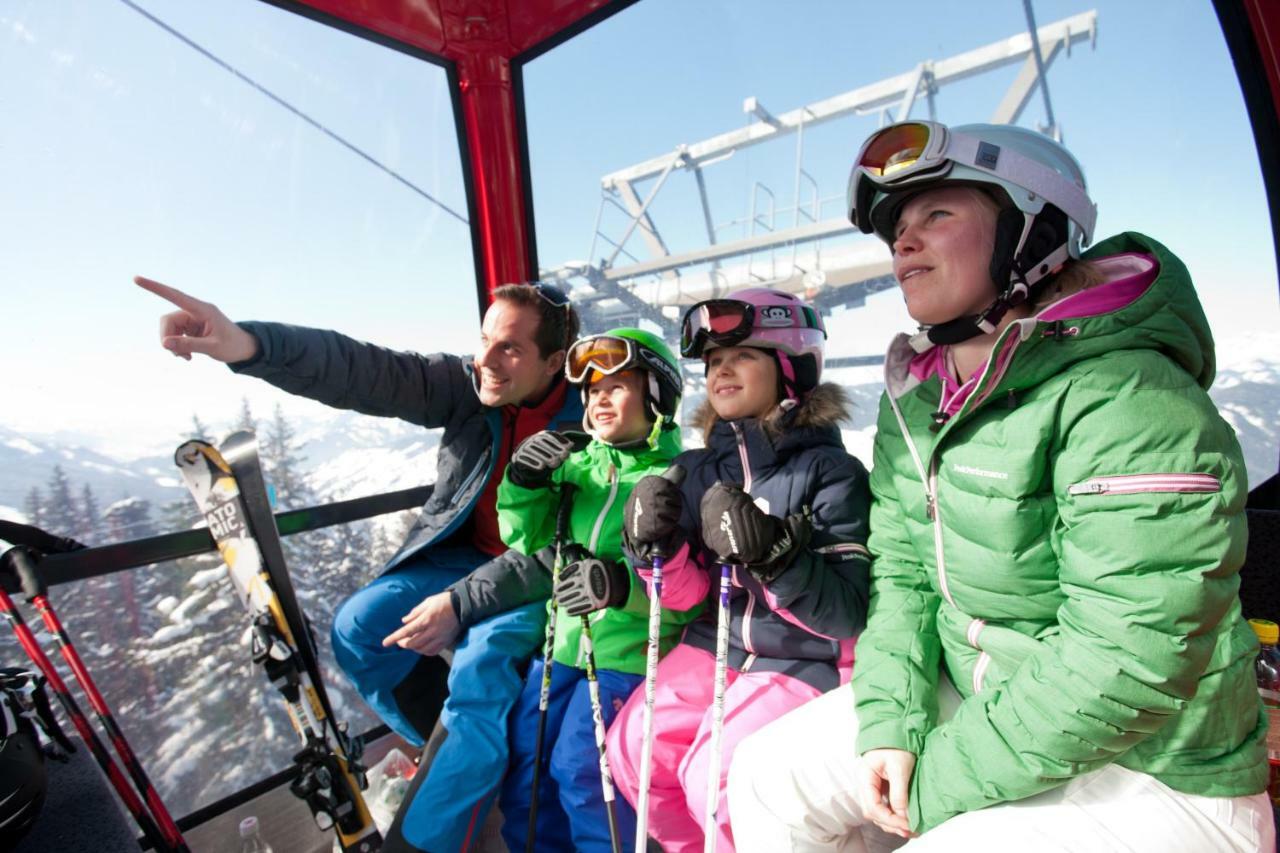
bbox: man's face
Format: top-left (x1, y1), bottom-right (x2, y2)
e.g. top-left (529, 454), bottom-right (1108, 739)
top-left (473, 298), bottom-right (563, 407)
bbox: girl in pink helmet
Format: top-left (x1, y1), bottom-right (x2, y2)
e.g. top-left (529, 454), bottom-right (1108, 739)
top-left (605, 287), bottom-right (873, 852)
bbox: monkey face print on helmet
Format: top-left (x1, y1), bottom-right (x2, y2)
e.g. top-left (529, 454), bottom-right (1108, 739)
top-left (847, 120), bottom-right (1097, 346)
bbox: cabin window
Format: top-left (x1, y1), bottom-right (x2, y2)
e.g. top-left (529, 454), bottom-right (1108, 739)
top-left (1, 0), bottom-right (473, 816)
top-left (523, 0), bottom-right (1279, 478)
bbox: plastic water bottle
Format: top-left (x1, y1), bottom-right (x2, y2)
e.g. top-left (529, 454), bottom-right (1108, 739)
top-left (239, 815), bottom-right (275, 853)
top-left (1248, 618), bottom-right (1280, 807)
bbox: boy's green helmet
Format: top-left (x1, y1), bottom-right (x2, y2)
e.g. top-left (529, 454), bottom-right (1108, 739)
top-left (565, 327), bottom-right (683, 430)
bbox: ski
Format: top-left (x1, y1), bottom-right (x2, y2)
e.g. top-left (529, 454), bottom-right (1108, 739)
top-left (174, 430), bottom-right (381, 852)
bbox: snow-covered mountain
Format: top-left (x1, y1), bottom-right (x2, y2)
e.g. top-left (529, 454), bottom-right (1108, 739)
top-left (0, 413), bottom-right (442, 525)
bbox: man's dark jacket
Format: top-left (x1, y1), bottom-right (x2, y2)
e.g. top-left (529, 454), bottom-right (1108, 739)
top-left (231, 321), bottom-right (583, 626)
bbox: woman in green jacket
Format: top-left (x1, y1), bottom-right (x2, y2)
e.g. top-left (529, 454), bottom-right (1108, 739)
top-left (727, 122), bottom-right (1274, 851)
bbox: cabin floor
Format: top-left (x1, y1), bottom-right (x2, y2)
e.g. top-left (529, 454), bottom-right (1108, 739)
top-left (17, 704), bottom-right (914, 852)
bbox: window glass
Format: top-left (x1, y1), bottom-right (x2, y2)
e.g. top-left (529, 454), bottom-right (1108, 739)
top-left (1, 0), bottom-right (472, 815)
top-left (524, 0), bottom-right (1279, 481)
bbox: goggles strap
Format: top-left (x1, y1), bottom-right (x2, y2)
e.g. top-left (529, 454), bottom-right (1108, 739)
top-left (944, 133), bottom-right (1096, 242)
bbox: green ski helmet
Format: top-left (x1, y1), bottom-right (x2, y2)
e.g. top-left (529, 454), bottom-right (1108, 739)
top-left (565, 327), bottom-right (683, 442)
top-left (847, 121), bottom-right (1098, 345)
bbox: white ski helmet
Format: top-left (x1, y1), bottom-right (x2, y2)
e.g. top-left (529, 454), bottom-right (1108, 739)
top-left (847, 121), bottom-right (1097, 344)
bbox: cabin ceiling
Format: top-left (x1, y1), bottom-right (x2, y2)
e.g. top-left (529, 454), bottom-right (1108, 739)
top-left (283, 0), bottom-right (625, 60)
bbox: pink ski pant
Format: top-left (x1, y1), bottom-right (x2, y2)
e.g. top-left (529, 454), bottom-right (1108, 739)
top-left (606, 643), bottom-right (823, 853)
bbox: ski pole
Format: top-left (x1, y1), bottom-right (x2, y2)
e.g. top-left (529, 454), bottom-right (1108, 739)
top-left (0, 552), bottom-right (174, 853)
top-left (635, 463), bottom-right (686, 851)
top-left (579, 613), bottom-right (622, 853)
top-left (702, 561), bottom-right (734, 852)
top-left (527, 482), bottom-right (577, 853)
top-left (29, 585), bottom-right (189, 850)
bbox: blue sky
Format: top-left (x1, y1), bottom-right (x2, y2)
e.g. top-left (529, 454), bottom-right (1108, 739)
top-left (1, 0), bottom-right (1275, 458)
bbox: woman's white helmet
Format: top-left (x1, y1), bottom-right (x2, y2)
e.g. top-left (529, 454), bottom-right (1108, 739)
top-left (847, 121), bottom-right (1097, 344)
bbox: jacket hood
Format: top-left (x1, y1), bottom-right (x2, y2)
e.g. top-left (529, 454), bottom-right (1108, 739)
top-left (691, 381), bottom-right (852, 441)
top-left (885, 232), bottom-right (1217, 401)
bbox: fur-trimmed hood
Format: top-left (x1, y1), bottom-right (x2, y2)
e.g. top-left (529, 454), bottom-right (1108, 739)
top-left (691, 381), bottom-right (852, 443)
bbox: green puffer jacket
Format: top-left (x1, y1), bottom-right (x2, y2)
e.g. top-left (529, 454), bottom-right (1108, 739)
top-left (498, 425), bottom-right (701, 674)
top-left (852, 232), bottom-right (1268, 833)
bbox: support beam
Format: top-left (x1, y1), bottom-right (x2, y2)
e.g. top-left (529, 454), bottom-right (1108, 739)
top-left (611, 179), bottom-right (672, 260)
top-left (991, 38), bottom-right (1065, 125)
top-left (601, 10), bottom-right (1096, 186)
top-left (602, 217), bottom-right (854, 281)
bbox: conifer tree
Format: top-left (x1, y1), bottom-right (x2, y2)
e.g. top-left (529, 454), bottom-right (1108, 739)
top-left (43, 465), bottom-right (77, 537)
top-left (236, 398), bottom-right (256, 433)
top-left (78, 483), bottom-right (101, 544)
top-left (22, 486), bottom-right (43, 528)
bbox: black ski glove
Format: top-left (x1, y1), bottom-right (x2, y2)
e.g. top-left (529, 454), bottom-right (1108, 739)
top-left (508, 430), bottom-right (589, 489)
top-left (555, 554), bottom-right (631, 616)
top-left (622, 471), bottom-right (685, 562)
top-left (699, 482), bottom-right (810, 582)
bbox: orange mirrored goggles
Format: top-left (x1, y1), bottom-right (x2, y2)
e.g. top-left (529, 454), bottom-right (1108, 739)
top-left (566, 336), bottom-right (638, 385)
top-left (848, 121), bottom-right (956, 232)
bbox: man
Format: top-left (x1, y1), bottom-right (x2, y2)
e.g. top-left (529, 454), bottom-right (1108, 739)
top-left (137, 275), bottom-right (583, 852)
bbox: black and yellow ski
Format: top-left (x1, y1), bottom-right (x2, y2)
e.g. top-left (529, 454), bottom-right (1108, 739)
top-left (175, 430), bottom-right (381, 852)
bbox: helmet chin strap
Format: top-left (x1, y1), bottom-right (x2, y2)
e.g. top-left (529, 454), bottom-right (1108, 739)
top-left (908, 208), bottom-right (1071, 353)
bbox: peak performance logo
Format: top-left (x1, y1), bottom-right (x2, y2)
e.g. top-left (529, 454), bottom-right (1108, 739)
top-left (719, 511), bottom-right (739, 555)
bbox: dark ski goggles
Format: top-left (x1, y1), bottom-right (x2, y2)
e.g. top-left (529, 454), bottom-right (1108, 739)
top-left (566, 335), bottom-right (640, 384)
top-left (679, 299), bottom-right (822, 358)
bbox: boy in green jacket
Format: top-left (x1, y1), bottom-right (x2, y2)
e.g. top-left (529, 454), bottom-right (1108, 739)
top-left (496, 328), bottom-right (700, 853)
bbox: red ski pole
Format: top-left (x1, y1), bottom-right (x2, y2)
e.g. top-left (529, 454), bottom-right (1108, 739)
top-left (1, 544), bottom-right (189, 852)
top-left (31, 595), bottom-right (190, 851)
top-left (0, 581), bottom-right (173, 852)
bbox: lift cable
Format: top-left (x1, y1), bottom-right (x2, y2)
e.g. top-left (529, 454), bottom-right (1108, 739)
top-left (116, 0), bottom-right (470, 226)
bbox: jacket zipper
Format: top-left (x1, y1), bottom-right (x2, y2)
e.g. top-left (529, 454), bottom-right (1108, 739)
top-left (574, 463), bottom-right (620, 668)
top-left (453, 408), bottom-right (513, 506)
top-left (588, 463), bottom-right (619, 552)
top-left (927, 459), bottom-right (956, 607)
top-left (886, 330), bottom-right (1024, 611)
top-left (1067, 473), bottom-right (1221, 496)
top-left (451, 454), bottom-right (488, 506)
